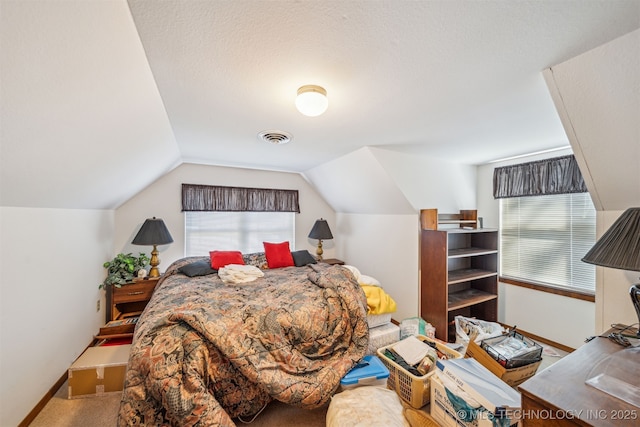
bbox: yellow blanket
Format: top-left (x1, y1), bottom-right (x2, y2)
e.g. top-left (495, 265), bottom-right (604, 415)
top-left (361, 284), bottom-right (397, 315)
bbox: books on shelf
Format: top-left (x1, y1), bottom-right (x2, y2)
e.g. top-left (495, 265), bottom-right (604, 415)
top-left (98, 317), bottom-right (139, 336)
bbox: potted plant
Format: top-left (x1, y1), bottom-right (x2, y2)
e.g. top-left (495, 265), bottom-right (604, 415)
top-left (100, 252), bottom-right (150, 289)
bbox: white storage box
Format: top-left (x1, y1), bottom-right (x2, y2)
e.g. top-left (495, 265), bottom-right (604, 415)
top-left (368, 322), bottom-right (400, 354)
top-left (367, 313), bottom-right (392, 328)
top-left (339, 355), bottom-right (390, 390)
top-left (430, 376), bottom-right (518, 427)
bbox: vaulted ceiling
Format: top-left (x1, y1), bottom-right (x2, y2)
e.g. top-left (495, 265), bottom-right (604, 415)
top-left (1, 1), bottom-right (639, 210)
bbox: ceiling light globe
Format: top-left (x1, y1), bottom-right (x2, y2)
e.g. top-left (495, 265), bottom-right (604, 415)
top-left (296, 85), bottom-right (328, 117)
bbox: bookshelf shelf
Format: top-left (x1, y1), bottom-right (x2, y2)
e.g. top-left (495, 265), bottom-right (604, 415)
top-left (419, 209), bottom-right (499, 342)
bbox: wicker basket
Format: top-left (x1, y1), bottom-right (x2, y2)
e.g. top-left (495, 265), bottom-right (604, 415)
top-left (377, 335), bottom-right (462, 409)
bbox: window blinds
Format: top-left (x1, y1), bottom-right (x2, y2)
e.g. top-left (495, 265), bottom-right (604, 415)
top-left (500, 192), bottom-right (596, 294)
top-left (185, 211), bottom-right (295, 256)
top-left (496, 154), bottom-right (596, 294)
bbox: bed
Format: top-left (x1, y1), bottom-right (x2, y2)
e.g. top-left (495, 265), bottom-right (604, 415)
top-left (117, 254), bottom-right (370, 426)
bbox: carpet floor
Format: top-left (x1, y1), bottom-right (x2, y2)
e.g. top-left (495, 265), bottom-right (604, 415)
top-left (29, 344), bottom-right (567, 426)
top-left (28, 380), bottom-right (327, 427)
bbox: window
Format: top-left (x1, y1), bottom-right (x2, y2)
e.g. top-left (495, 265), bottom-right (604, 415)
top-left (185, 211), bottom-right (295, 256)
top-left (181, 183), bottom-right (299, 256)
top-left (499, 192), bottom-right (596, 294)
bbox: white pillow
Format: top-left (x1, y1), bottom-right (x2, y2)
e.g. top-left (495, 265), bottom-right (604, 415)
top-left (359, 274), bottom-right (381, 287)
top-left (341, 264), bottom-right (362, 282)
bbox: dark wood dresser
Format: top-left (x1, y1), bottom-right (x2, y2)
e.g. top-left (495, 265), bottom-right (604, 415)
top-left (518, 326), bottom-right (639, 426)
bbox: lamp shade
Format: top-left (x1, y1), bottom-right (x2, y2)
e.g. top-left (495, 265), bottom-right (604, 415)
top-left (295, 85), bottom-right (328, 117)
top-left (308, 218), bottom-right (333, 241)
top-left (581, 208), bottom-right (640, 272)
top-left (132, 217), bottom-right (174, 246)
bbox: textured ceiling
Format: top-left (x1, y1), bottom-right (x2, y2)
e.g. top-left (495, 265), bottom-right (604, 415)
top-left (1, 1), bottom-right (639, 209)
top-left (128, 0), bottom-right (639, 170)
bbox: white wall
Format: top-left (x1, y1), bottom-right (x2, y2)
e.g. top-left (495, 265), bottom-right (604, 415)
top-left (304, 147), bottom-right (416, 215)
top-left (476, 149), bottom-right (596, 349)
top-left (323, 149), bottom-right (478, 324)
top-left (0, 207), bottom-right (113, 427)
top-left (544, 29), bottom-right (640, 212)
top-left (114, 163), bottom-right (337, 269)
top-left (336, 213), bottom-right (419, 321)
top-left (539, 30), bottom-right (640, 340)
top-left (370, 147), bottom-right (477, 213)
top-left (305, 147), bottom-right (477, 215)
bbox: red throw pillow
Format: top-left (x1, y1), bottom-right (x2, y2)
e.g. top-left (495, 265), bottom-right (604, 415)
top-left (263, 242), bottom-right (295, 268)
top-left (209, 250), bottom-right (245, 269)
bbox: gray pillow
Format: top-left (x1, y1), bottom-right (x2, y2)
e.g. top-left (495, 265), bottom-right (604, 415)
top-left (178, 260), bottom-right (217, 277)
top-left (291, 250), bottom-right (317, 267)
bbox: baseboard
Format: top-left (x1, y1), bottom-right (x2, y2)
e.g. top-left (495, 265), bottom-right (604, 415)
top-left (499, 322), bottom-right (575, 353)
top-left (18, 370), bottom-right (68, 427)
top-left (18, 338), bottom-right (100, 427)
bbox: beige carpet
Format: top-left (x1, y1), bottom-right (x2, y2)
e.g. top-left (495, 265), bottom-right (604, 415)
top-left (29, 380), bottom-right (327, 427)
top-left (29, 381), bottom-right (121, 427)
top-left (29, 346), bottom-right (567, 426)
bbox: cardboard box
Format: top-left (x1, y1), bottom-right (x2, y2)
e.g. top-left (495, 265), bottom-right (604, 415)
top-left (465, 339), bottom-right (541, 386)
top-left (430, 376), bottom-right (518, 427)
top-left (68, 344), bottom-right (130, 398)
top-left (339, 355), bottom-right (389, 390)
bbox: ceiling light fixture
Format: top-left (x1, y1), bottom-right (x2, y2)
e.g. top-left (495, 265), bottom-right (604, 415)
top-left (295, 85), bottom-right (328, 117)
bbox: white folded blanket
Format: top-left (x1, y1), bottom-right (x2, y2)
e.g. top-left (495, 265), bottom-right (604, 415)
top-left (218, 264), bottom-right (264, 284)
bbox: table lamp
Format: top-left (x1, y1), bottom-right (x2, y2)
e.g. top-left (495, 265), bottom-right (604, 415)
top-left (582, 207), bottom-right (640, 336)
top-left (308, 218), bottom-right (333, 261)
top-left (132, 217), bottom-right (174, 278)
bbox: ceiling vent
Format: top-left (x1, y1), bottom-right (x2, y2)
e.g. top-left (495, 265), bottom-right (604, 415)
top-left (258, 130), bottom-right (292, 145)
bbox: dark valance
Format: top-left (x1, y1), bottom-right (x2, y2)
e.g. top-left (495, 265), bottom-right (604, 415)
top-left (181, 184), bottom-right (300, 212)
top-left (493, 155), bottom-right (588, 199)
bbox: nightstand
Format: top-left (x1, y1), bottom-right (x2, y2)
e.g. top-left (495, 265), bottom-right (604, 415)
top-left (105, 278), bottom-right (159, 322)
top-left (320, 258), bottom-right (345, 265)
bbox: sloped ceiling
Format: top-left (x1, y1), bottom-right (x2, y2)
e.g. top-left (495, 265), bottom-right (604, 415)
top-left (1, 1), bottom-right (639, 210)
top-left (0, 0), bottom-right (181, 209)
top-left (544, 30), bottom-right (640, 211)
top-left (304, 147), bottom-right (416, 215)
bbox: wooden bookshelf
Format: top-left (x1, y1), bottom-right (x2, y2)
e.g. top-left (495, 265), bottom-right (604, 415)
top-left (419, 209), bottom-right (498, 342)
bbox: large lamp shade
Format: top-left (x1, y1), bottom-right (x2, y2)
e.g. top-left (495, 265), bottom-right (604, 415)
top-left (581, 208), bottom-right (640, 272)
top-left (308, 219), bottom-right (333, 260)
top-left (582, 207), bottom-right (640, 336)
top-left (132, 217), bottom-right (173, 278)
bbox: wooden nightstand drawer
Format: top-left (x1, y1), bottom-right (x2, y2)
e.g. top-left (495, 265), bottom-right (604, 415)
top-left (106, 278), bottom-right (160, 322)
top-left (112, 281), bottom-right (156, 304)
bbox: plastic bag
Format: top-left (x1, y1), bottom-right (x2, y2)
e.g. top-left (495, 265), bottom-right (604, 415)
top-left (585, 346), bottom-right (640, 407)
top-left (454, 316), bottom-right (504, 349)
top-left (399, 317), bottom-right (435, 339)
top-left (326, 386), bottom-right (410, 427)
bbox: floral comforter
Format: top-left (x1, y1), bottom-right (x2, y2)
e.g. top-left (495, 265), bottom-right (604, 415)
top-left (117, 257), bottom-right (369, 426)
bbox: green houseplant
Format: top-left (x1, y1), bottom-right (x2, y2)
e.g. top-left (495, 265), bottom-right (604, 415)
top-left (100, 252), bottom-right (150, 289)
